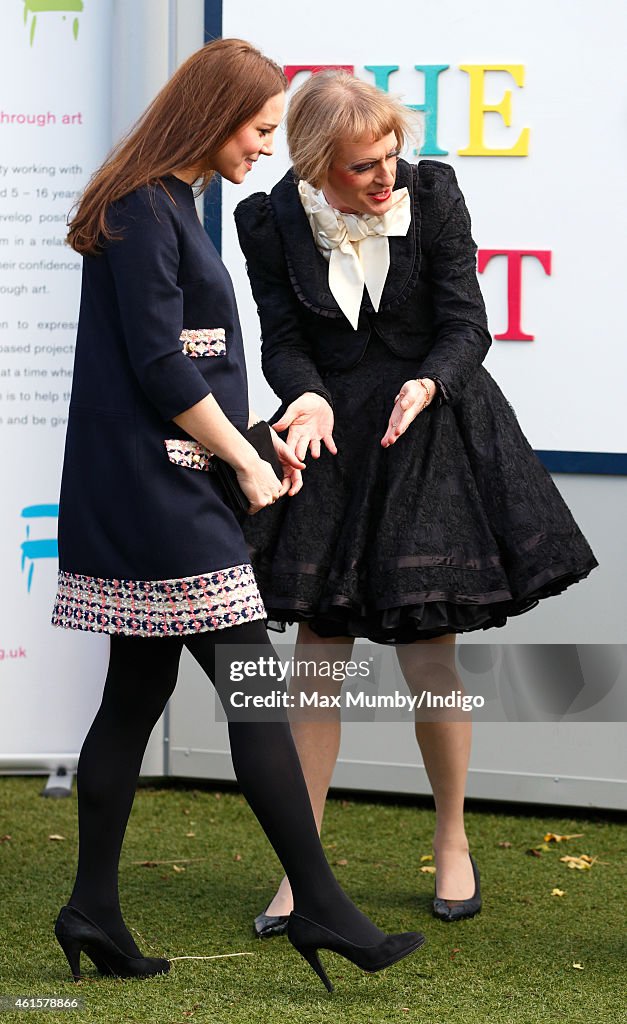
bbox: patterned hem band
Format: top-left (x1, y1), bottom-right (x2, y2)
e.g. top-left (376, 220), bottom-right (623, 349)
top-left (51, 563), bottom-right (266, 637)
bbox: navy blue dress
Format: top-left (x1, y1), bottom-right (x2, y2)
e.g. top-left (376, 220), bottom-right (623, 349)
top-left (52, 176), bottom-right (265, 636)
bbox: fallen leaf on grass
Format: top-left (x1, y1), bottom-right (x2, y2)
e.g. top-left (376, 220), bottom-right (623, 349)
top-left (336, 858), bottom-right (348, 866)
top-left (420, 854), bottom-right (433, 862)
top-left (0, 835), bottom-right (12, 843)
top-left (498, 841), bottom-right (512, 848)
top-left (551, 888), bottom-right (566, 896)
top-left (544, 833), bottom-right (584, 843)
top-left (572, 962), bottom-right (584, 970)
top-left (233, 854), bottom-right (242, 862)
top-left (185, 832), bottom-right (196, 838)
top-left (449, 948), bottom-right (461, 959)
top-left (560, 855), bottom-right (596, 870)
top-left (420, 865), bottom-right (436, 874)
top-left (173, 864), bottom-right (186, 873)
top-left (526, 848), bottom-right (543, 858)
top-left (48, 834), bottom-right (65, 841)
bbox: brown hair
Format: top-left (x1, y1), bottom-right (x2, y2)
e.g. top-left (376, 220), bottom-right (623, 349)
top-left (68, 38), bottom-right (287, 254)
top-left (287, 70), bottom-right (417, 189)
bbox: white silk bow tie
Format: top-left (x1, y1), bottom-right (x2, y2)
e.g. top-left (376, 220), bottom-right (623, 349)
top-left (298, 179), bottom-right (411, 330)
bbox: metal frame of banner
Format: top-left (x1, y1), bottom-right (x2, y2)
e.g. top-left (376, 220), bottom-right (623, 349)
top-left (203, 0), bottom-right (223, 252)
top-left (536, 451), bottom-right (627, 476)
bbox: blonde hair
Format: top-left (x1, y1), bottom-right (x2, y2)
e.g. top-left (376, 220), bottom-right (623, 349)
top-left (286, 71), bottom-right (416, 188)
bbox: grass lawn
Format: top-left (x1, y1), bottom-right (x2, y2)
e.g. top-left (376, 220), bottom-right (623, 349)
top-left (0, 778), bottom-right (625, 1024)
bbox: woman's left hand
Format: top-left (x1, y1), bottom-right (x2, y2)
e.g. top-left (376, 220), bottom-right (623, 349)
top-left (381, 378), bottom-right (437, 447)
top-left (271, 429), bottom-right (306, 496)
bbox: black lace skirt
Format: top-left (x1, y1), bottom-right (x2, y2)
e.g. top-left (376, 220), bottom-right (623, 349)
top-left (243, 336), bottom-right (597, 643)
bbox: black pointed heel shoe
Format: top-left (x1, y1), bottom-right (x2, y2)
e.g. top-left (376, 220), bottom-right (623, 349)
top-left (54, 906), bottom-right (170, 980)
top-left (432, 853), bottom-right (482, 922)
top-left (287, 913), bottom-right (426, 992)
top-left (253, 910), bottom-right (290, 939)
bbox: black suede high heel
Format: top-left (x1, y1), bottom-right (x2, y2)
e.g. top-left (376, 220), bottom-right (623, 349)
top-left (432, 853), bottom-right (482, 922)
top-left (54, 906), bottom-right (170, 980)
top-left (287, 913), bottom-right (426, 992)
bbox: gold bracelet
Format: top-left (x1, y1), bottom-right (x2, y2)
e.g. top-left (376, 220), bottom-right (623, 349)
top-left (416, 378), bottom-right (433, 404)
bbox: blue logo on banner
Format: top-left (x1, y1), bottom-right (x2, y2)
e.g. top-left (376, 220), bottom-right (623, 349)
top-left (20, 504), bottom-right (59, 592)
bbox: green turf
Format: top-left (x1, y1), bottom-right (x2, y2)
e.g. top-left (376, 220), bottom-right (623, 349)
top-left (0, 778), bottom-right (624, 1024)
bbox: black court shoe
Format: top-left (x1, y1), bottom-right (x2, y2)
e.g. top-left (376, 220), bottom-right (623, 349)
top-left (432, 853), bottom-right (482, 922)
top-left (54, 906), bottom-right (170, 980)
top-left (253, 910), bottom-right (290, 939)
top-left (287, 913), bottom-right (426, 992)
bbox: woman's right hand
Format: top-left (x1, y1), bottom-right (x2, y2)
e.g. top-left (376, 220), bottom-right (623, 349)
top-left (236, 453), bottom-right (288, 515)
top-left (272, 393), bottom-right (337, 461)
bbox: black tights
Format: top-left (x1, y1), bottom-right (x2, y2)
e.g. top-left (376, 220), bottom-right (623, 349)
top-left (68, 620), bottom-right (383, 956)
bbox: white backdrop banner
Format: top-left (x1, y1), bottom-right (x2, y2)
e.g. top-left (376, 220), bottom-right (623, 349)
top-left (0, 0), bottom-right (624, 765)
top-left (220, 0), bottom-right (627, 460)
top-left (0, 0), bottom-right (113, 759)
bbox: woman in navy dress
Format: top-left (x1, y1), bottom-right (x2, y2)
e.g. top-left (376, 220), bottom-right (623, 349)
top-left (235, 71), bottom-right (598, 933)
top-left (51, 42), bottom-right (425, 990)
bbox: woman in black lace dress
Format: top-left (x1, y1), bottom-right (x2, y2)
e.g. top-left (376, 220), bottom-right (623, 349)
top-left (235, 71), bottom-right (597, 933)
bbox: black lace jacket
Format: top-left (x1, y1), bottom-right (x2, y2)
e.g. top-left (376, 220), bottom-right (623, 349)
top-left (234, 158), bottom-right (492, 408)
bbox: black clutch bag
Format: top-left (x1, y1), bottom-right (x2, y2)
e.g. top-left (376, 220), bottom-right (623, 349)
top-left (213, 420), bottom-right (283, 514)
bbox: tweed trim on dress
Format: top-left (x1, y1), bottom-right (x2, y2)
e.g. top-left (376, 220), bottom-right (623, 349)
top-left (51, 563), bottom-right (266, 637)
top-left (164, 438), bottom-right (214, 471)
top-left (180, 328), bottom-right (226, 357)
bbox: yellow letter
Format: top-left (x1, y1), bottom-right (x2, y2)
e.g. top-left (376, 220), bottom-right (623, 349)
top-left (458, 65), bottom-right (530, 156)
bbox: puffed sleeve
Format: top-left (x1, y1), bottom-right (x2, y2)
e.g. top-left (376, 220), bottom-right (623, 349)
top-left (234, 192), bottom-right (333, 409)
top-left (105, 187), bottom-right (212, 421)
top-left (415, 163), bottom-right (492, 405)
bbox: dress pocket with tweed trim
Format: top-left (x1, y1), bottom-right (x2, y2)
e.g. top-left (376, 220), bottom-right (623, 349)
top-left (180, 328), bottom-right (226, 358)
top-left (164, 438), bottom-right (215, 471)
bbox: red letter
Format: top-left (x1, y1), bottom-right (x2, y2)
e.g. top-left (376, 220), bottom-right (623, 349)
top-left (283, 65), bottom-right (354, 86)
top-left (478, 249), bottom-right (552, 341)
